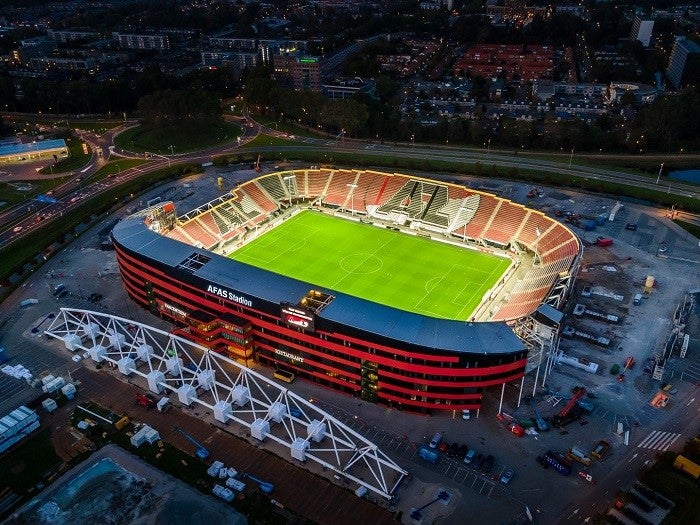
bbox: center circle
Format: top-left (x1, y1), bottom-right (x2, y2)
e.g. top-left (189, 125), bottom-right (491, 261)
top-left (340, 253), bottom-right (383, 275)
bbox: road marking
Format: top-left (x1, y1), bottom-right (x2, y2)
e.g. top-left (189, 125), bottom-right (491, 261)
top-left (638, 430), bottom-right (682, 451)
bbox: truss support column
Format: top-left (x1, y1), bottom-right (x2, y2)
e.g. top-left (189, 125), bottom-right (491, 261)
top-left (532, 340), bottom-right (543, 397)
top-left (517, 375), bottom-right (525, 408)
top-left (498, 382), bottom-right (506, 414)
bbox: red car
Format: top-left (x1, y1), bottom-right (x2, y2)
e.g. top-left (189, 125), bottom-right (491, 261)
top-left (438, 441), bottom-right (449, 453)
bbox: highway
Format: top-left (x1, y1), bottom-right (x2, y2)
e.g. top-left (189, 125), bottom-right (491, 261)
top-left (1, 114), bottom-right (698, 249)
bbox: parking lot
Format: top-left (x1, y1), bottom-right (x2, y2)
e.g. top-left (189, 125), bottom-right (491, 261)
top-left (1, 167), bottom-right (698, 525)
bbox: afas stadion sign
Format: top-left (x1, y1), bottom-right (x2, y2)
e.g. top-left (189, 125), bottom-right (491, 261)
top-left (280, 303), bottom-right (315, 331)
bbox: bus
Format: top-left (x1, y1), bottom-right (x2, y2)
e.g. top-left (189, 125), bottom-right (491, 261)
top-left (273, 369), bottom-right (295, 383)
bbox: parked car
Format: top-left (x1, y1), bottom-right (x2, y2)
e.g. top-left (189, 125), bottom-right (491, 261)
top-left (581, 285), bottom-right (591, 297)
top-left (463, 449), bottom-right (476, 464)
top-left (500, 468), bottom-right (515, 484)
top-left (429, 432), bottom-right (443, 449)
top-left (438, 441), bottom-right (449, 453)
top-left (447, 442), bottom-right (460, 458)
top-left (461, 409), bottom-right (471, 420)
top-left (658, 245), bottom-right (668, 253)
top-left (625, 223), bottom-right (637, 231)
top-left (472, 453), bottom-right (484, 470)
top-left (483, 454), bottom-right (495, 473)
top-left (458, 444), bottom-right (469, 459)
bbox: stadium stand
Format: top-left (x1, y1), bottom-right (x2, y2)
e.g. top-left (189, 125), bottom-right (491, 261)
top-left (306, 169), bottom-right (332, 198)
top-left (323, 170), bottom-right (360, 207)
top-left (258, 174), bottom-right (289, 201)
top-left (455, 193), bottom-right (499, 239)
top-left (242, 182), bottom-right (278, 212)
top-left (483, 201), bottom-right (528, 245)
top-left (163, 169), bottom-right (580, 322)
top-left (354, 170), bottom-right (390, 208)
top-left (374, 175), bottom-right (410, 208)
top-left (179, 219), bottom-right (218, 248)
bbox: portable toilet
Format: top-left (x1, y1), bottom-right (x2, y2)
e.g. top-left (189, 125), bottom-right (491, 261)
top-left (61, 383), bottom-right (76, 400)
top-left (42, 398), bottom-right (58, 413)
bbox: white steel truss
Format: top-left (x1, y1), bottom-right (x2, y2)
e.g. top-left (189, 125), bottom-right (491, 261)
top-left (45, 308), bottom-right (407, 500)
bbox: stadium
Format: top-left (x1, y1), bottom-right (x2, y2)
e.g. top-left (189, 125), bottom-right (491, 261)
top-left (112, 168), bottom-right (582, 414)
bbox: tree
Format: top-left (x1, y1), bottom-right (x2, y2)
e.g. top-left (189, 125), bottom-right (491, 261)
top-left (137, 89), bottom-right (222, 127)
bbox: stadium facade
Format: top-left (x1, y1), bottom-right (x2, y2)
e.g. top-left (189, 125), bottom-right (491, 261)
top-left (112, 169), bottom-right (581, 413)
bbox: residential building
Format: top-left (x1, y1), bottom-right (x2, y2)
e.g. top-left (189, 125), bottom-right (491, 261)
top-left (666, 36), bottom-right (700, 89)
top-left (47, 29), bottom-right (99, 44)
top-left (112, 32), bottom-right (170, 51)
top-left (630, 16), bottom-right (654, 47)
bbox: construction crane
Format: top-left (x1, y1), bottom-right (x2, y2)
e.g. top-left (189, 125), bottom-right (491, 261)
top-left (174, 426), bottom-right (209, 459)
top-left (243, 473), bottom-right (274, 494)
top-left (559, 386), bottom-right (586, 418)
top-left (529, 397), bottom-right (549, 432)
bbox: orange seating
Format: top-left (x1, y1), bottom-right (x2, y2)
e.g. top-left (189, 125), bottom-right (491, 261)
top-left (483, 202), bottom-right (528, 245)
top-left (460, 193), bottom-right (499, 239)
top-left (324, 170), bottom-right (358, 207)
top-left (240, 181), bottom-right (278, 212)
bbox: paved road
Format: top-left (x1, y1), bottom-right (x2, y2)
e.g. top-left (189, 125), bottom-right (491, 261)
top-left (2, 113), bottom-right (699, 245)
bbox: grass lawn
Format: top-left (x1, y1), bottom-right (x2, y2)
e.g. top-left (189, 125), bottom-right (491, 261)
top-left (673, 220), bottom-right (700, 240)
top-left (92, 158), bottom-right (148, 179)
top-left (114, 121), bottom-right (241, 154)
top-left (230, 211), bottom-right (509, 320)
top-left (242, 133), bottom-right (298, 148)
top-left (38, 134), bottom-right (91, 174)
top-left (0, 176), bottom-right (71, 206)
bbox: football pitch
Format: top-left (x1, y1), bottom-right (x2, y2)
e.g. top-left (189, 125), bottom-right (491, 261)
top-left (230, 211), bottom-right (510, 320)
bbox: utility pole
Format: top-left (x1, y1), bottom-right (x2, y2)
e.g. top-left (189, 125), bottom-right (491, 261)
top-left (569, 148), bottom-right (574, 170)
top-left (656, 162), bottom-right (664, 184)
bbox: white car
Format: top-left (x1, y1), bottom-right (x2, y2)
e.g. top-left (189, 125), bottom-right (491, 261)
top-left (72, 355), bottom-right (82, 362)
top-left (13, 226), bottom-right (23, 233)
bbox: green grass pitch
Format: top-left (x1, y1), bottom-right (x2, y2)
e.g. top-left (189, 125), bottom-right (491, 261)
top-left (230, 211), bottom-right (511, 320)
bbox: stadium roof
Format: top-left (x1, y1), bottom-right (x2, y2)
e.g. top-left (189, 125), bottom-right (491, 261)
top-left (113, 212), bottom-right (525, 356)
top-left (0, 139), bottom-right (67, 157)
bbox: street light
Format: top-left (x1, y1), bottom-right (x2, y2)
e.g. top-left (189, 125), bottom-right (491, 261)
top-left (347, 183), bottom-right (358, 215)
top-left (411, 134), bottom-right (415, 148)
top-left (569, 148), bottom-right (574, 170)
top-left (487, 138), bottom-right (491, 154)
top-left (283, 175), bottom-right (295, 204)
top-left (656, 162), bottom-right (664, 184)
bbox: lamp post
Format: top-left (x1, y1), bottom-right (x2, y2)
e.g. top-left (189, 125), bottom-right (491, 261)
top-left (656, 162), bottom-right (664, 184)
top-left (487, 138), bottom-right (491, 154)
top-left (283, 175), bottom-right (295, 204)
top-left (347, 183), bottom-right (358, 215)
top-left (569, 148), bottom-right (574, 170)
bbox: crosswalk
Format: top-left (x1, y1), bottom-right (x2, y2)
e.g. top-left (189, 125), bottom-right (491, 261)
top-left (637, 430), bottom-right (682, 451)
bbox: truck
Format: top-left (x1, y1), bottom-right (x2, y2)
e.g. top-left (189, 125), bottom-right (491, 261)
top-left (418, 446), bottom-right (439, 464)
top-left (20, 298), bottom-right (39, 307)
top-left (673, 455), bottom-right (700, 480)
top-left (590, 440), bottom-right (610, 460)
top-left (566, 446), bottom-right (592, 467)
top-left (542, 450), bottom-right (572, 476)
top-left (596, 237), bottom-right (613, 247)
